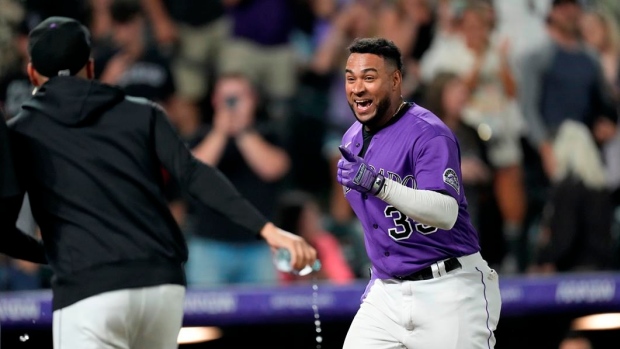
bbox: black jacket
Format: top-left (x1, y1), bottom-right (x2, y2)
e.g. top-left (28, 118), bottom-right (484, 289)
top-left (8, 77), bottom-right (268, 309)
top-left (1, 114), bottom-right (46, 263)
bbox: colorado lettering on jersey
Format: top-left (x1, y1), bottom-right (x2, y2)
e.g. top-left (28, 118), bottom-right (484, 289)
top-left (343, 166), bottom-right (416, 193)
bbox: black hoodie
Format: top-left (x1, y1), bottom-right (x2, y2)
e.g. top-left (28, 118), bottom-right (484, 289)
top-left (8, 77), bottom-right (268, 310)
top-left (1, 114), bottom-right (46, 263)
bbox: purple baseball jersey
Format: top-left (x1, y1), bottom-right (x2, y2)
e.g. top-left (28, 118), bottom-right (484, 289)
top-left (341, 103), bottom-right (480, 279)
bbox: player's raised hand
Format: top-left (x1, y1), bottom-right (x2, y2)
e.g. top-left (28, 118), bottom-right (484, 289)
top-left (337, 145), bottom-right (385, 195)
top-left (259, 223), bottom-right (317, 271)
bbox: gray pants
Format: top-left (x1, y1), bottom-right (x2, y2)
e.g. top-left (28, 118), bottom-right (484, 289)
top-left (53, 284), bottom-right (185, 349)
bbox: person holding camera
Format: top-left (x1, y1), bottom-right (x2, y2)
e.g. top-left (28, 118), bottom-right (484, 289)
top-left (185, 72), bottom-right (292, 286)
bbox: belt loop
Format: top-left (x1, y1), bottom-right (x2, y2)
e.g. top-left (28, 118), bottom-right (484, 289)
top-left (437, 260), bottom-right (448, 276)
top-left (430, 263), bottom-right (440, 278)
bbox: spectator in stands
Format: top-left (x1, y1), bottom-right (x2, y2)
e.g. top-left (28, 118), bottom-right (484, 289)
top-left (518, 0), bottom-right (617, 181)
top-left (275, 190), bottom-right (354, 284)
top-left (376, 0), bottom-right (436, 99)
top-left (591, 0), bottom-right (620, 53)
top-left (0, 0), bottom-right (22, 77)
top-left (20, 0), bottom-right (93, 35)
top-left (310, 0), bottom-right (384, 77)
top-left (532, 120), bottom-right (614, 274)
top-left (580, 8), bottom-right (620, 101)
top-left (580, 8), bottom-right (620, 203)
top-left (424, 72), bottom-right (505, 268)
top-left (419, 0), bottom-right (469, 84)
top-left (421, 0), bottom-right (527, 272)
top-left (219, 0), bottom-right (298, 125)
top-left (0, 20), bottom-right (32, 120)
top-left (185, 73), bottom-right (291, 286)
top-left (517, 0), bottom-right (617, 271)
top-left (141, 0), bottom-right (228, 135)
top-left (424, 72), bottom-right (492, 228)
top-left (6, 0), bottom-right (107, 46)
top-left (95, 0), bottom-right (182, 131)
top-left (282, 0), bottom-right (334, 200)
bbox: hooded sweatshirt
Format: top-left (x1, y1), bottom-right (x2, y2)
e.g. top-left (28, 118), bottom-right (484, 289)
top-left (8, 77), bottom-right (268, 310)
top-left (1, 115), bottom-right (46, 263)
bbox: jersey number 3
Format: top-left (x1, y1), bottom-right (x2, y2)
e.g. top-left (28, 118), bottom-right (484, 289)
top-left (384, 205), bottom-right (438, 240)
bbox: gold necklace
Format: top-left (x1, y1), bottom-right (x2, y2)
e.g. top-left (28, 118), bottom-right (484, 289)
top-left (366, 100), bottom-right (407, 133)
top-left (392, 100), bottom-right (407, 118)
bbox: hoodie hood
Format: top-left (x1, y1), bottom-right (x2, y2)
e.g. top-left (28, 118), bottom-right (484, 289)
top-left (22, 77), bottom-right (125, 126)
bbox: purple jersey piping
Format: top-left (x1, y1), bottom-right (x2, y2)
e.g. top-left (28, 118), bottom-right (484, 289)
top-left (476, 267), bottom-right (493, 349)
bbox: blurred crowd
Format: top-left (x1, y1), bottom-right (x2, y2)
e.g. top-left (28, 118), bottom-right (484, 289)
top-left (1, 0), bottom-right (620, 291)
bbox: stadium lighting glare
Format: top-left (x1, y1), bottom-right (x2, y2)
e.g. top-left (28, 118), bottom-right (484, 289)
top-left (177, 326), bottom-right (223, 344)
top-left (572, 313), bottom-right (620, 331)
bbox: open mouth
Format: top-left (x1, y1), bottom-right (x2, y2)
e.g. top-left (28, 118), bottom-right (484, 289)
top-left (354, 99), bottom-right (373, 113)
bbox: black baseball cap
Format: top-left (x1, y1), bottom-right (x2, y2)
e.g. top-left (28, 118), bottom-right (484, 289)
top-left (28, 16), bottom-right (92, 78)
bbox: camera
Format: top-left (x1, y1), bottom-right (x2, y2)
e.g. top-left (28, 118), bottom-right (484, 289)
top-left (225, 96), bottom-right (239, 109)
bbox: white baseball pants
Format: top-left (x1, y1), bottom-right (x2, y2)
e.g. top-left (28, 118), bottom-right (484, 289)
top-left (53, 284), bottom-right (185, 349)
top-left (343, 252), bottom-right (501, 349)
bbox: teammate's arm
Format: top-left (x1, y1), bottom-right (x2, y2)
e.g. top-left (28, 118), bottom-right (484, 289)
top-left (0, 116), bottom-right (47, 264)
top-left (0, 194), bottom-right (47, 264)
top-left (150, 104), bottom-right (268, 234)
top-left (150, 105), bottom-right (316, 269)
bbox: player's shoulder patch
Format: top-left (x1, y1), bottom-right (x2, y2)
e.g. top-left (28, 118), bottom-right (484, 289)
top-left (443, 168), bottom-right (460, 194)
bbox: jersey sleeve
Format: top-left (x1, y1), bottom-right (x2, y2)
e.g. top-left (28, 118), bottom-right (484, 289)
top-left (0, 116), bottom-right (20, 198)
top-left (413, 135), bottom-right (463, 200)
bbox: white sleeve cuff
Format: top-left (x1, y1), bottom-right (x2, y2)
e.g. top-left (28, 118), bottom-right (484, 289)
top-left (376, 178), bottom-right (459, 230)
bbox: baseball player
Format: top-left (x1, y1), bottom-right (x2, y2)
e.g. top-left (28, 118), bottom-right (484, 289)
top-left (337, 37), bottom-right (501, 348)
top-left (4, 17), bottom-right (316, 349)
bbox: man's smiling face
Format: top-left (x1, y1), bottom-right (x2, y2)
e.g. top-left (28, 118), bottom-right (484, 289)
top-left (345, 53), bottom-right (398, 129)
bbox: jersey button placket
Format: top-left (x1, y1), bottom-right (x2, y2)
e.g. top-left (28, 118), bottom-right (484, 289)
top-left (384, 251), bottom-right (390, 257)
top-left (373, 224), bottom-right (378, 229)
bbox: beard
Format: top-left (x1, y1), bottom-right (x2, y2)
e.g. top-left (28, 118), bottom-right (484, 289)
top-left (349, 96), bottom-right (392, 130)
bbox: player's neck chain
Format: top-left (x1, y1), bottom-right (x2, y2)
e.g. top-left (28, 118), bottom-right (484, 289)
top-left (392, 99), bottom-right (407, 119)
top-left (365, 99), bottom-right (408, 134)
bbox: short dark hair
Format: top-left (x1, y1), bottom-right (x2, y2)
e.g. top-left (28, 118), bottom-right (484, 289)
top-left (110, 0), bottom-right (142, 24)
top-left (348, 37), bottom-right (403, 72)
